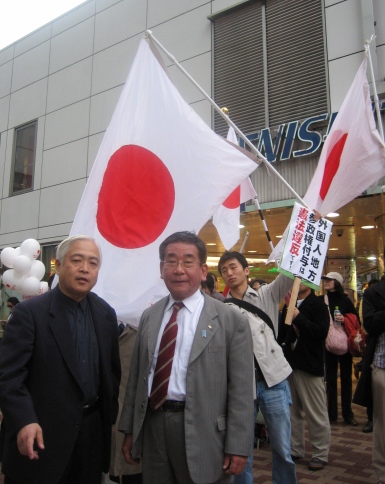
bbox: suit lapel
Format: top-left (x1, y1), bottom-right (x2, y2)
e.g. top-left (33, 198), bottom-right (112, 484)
top-left (49, 287), bottom-right (84, 394)
top-left (148, 298), bottom-right (169, 360)
top-left (189, 296), bottom-right (218, 365)
top-left (88, 293), bottom-right (111, 371)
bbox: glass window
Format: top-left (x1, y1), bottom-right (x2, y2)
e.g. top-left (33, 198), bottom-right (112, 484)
top-left (11, 121), bottom-right (37, 194)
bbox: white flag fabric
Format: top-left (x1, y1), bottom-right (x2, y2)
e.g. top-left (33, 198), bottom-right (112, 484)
top-left (267, 56), bottom-right (385, 265)
top-left (304, 57), bottom-right (385, 216)
top-left (70, 39), bottom-right (257, 327)
top-left (212, 127), bottom-right (258, 249)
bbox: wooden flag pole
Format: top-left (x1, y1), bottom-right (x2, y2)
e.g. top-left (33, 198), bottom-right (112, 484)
top-left (284, 276), bottom-right (301, 325)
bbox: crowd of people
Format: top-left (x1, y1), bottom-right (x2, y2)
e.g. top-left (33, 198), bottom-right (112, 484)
top-left (0, 232), bottom-right (383, 484)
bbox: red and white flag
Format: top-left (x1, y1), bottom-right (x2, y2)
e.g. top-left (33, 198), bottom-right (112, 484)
top-left (212, 127), bottom-right (258, 249)
top-left (304, 57), bottom-right (385, 216)
top-left (70, 39), bottom-right (257, 326)
top-left (267, 56), bottom-right (385, 264)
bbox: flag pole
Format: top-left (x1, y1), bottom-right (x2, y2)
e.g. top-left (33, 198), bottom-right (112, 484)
top-left (145, 30), bottom-right (307, 207)
top-left (365, 36), bottom-right (384, 140)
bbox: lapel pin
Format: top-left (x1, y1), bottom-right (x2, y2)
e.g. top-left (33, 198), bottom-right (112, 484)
top-left (208, 325), bottom-right (212, 330)
top-left (202, 330), bottom-right (206, 338)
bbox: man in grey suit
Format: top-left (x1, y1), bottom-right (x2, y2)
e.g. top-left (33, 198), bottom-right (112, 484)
top-left (119, 231), bottom-right (254, 483)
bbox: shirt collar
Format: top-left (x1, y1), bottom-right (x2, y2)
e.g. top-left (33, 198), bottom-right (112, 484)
top-left (57, 286), bottom-right (87, 312)
top-left (166, 289), bottom-right (204, 314)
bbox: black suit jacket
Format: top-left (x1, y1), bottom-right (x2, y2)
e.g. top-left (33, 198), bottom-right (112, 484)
top-left (0, 287), bottom-right (121, 483)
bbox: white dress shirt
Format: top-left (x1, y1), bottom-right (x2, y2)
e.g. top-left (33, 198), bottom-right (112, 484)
top-left (148, 289), bottom-right (204, 400)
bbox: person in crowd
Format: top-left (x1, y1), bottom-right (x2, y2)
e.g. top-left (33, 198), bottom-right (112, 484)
top-left (322, 271), bottom-right (358, 426)
top-left (218, 251), bottom-right (296, 484)
top-left (204, 272), bottom-right (225, 301)
top-left (119, 232), bottom-right (254, 484)
top-left (0, 235), bottom-right (121, 484)
top-left (249, 279), bottom-right (267, 292)
top-left (0, 297), bottom-right (20, 329)
top-left (355, 278), bottom-right (378, 433)
top-left (109, 323), bottom-right (142, 484)
top-left (355, 265), bottom-right (385, 484)
top-left (279, 283), bottom-right (330, 471)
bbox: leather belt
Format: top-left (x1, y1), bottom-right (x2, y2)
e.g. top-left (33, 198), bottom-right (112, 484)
top-left (155, 400), bottom-right (185, 412)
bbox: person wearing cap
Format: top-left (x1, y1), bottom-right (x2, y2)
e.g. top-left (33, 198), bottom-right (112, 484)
top-left (322, 271), bottom-right (358, 426)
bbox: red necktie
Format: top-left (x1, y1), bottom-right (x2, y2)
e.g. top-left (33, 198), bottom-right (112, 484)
top-left (150, 302), bottom-right (183, 410)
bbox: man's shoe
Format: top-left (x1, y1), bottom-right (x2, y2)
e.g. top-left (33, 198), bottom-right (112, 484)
top-left (362, 420), bottom-right (373, 433)
top-left (291, 454), bottom-right (302, 461)
top-left (345, 417), bottom-right (358, 426)
top-left (308, 458), bottom-right (326, 471)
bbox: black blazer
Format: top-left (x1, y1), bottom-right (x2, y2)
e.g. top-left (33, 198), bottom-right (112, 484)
top-left (0, 287), bottom-right (121, 483)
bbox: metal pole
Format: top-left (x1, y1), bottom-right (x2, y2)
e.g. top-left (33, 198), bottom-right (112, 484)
top-left (145, 30), bottom-right (308, 207)
top-left (365, 36), bottom-right (384, 140)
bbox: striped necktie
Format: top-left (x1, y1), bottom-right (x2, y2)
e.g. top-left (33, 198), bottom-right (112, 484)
top-left (150, 302), bottom-right (184, 410)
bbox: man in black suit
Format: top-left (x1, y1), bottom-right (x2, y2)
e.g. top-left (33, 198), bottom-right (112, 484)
top-left (0, 235), bottom-right (121, 484)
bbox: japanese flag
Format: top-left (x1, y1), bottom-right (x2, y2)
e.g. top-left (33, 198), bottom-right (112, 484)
top-left (212, 127), bottom-right (258, 249)
top-left (70, 38), bottom-right (257, 326)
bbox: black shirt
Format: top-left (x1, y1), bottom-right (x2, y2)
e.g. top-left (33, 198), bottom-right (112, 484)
top-left (59, 288), bottom-right (100, 405)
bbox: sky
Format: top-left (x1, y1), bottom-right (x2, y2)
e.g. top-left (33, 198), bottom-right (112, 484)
top-left (0, 1), bottom-right (86, 50)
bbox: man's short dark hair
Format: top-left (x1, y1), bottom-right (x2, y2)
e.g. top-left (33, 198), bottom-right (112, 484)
top-left (7, 297), bottom-right (20, 306)
top-left (218, 251), bottom-right (248, 275)
top-left (159, 231), bottom-right (207, 265)
top-left (205, 273), bottom-right (215, 292)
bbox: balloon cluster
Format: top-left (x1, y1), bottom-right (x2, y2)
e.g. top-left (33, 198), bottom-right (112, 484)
top-left (1, 239), bottom-right (48, 297)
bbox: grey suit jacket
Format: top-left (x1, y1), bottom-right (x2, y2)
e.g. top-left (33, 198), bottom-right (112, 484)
top-left (119, 293), bottom-right (254, 483)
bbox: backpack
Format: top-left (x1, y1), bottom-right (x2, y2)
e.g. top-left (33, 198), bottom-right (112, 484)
top-left (343, 313), bottom-right (366, 357)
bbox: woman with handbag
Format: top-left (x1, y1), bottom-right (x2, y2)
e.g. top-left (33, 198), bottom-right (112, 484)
top-left (323, 272), bottom-right (358, 426)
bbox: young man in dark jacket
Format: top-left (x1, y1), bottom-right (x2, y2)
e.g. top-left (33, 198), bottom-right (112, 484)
top-left (279, 283), bottom-right (330, 471)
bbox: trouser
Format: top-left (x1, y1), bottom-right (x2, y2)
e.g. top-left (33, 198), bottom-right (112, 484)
top-left (325, 350), bottom-right (354, 422)
top-left (372, 364), bottom-right (385, 482)
top-left (289, 370), bottom-right (330, 462)
top-left (142, 409), bottom-right (230, 484)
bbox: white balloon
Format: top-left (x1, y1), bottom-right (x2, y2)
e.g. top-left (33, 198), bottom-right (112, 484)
top-left (39, 281), bottom-right (49, 294)
top-left (1, 247), bottom-right (16, 268)
top-left (2, 269), bottom-right (24, 291)
top-left (20, 276), bottom-right (41, 296)
top-left (14, 247), bottom-right (21, 257)
top-left (20, 239), bottom-right (41, 260)
top-left (13, 255), bottom-right (32, 276)
top-left (29, 260), bottom-right (46, 281)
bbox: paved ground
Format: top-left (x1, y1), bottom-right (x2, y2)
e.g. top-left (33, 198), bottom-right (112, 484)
top-left (253, 366), bottom-right (377, 483)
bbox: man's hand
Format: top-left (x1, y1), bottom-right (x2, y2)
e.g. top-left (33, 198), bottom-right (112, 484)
top-left (122, 433), bottom-right (140, 465)
top-left (17, 423), bottom-right (44, 460)
top-left (223, 454), bottom-right (248, 475)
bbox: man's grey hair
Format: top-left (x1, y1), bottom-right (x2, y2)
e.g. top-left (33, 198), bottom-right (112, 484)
top-left (56, 235), bottom-right (102, 266)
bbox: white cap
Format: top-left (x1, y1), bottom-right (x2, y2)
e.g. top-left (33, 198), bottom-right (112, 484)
top-left (321, 272), bottom-right (343, 285)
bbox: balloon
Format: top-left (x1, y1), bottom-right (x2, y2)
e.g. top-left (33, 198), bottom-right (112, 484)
top-left (14, 247), bottom-right (20, 257)
top-left (1, 247), bottom-right (16, 268)
top-left (39, 281), bottom-right (49, 294)
top-left (20, 239), bottom-right (41, 260)
top-left (13, 255), bottom-right (32, 276)
top-left (2, 269), bottom-right (24, 291)
top-left (29, 260), bottom-right (46, 281)
top-left (20, 276), bottom-right (41, 296)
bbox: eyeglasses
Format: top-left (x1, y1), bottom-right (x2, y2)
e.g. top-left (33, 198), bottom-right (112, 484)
top-left (162, 259), bottom-right (199, 269)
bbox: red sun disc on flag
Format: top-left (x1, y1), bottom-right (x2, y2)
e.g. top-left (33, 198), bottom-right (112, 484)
top-left (319, 132), bottom-right (348, 201)
top-left (222, 186), bottom-right (241, 209)
top-left (97, 145), bottom-right (175, 248)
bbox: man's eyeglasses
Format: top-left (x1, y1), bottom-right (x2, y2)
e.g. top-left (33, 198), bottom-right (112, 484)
top-left (162, 259), bottom-right (198, 269)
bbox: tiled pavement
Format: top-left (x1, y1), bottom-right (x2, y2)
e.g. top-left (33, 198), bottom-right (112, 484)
top-left (252, 368), bottom-right (377, 483)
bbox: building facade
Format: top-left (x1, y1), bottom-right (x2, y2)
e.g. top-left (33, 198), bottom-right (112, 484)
top-left (0, 0), bottom-right (385, 308)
